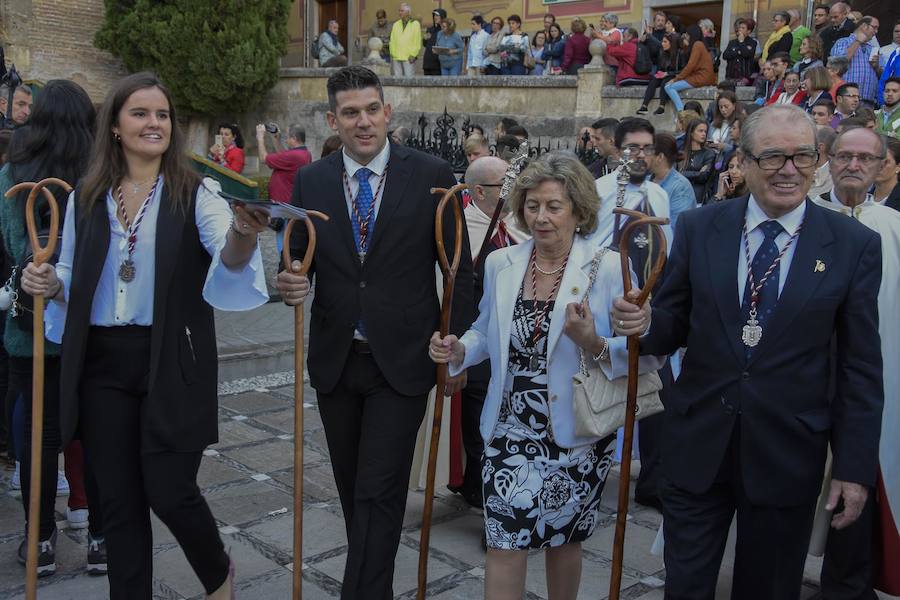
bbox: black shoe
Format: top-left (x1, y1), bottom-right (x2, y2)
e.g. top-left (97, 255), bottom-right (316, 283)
top-left (87, 534), bottom-right (108, 575)
top-left (17, 530), bottom-right (57, 577)
top-left (653, 107), bottom-right (666, 116)
top-left (636, 105), bottom-right (649, 115)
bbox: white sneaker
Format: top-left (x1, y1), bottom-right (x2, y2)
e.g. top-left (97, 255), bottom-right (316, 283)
top-left (56, 471), bottom-right (69, 496)
top-left (66, 507), bottom-right (89, 530)
top-left (10, 461), bottom-right (20, 490)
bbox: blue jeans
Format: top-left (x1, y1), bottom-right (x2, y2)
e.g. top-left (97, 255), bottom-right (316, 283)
top-left (664, 80), bottom-right (694, 111)
top-left (441, 62), bottom-right (462, 76)
top-left (501, 62), bottom-right (527, 75)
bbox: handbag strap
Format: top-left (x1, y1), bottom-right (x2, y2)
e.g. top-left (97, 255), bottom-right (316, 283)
top-left (577, 247), bottom-right (610, 376)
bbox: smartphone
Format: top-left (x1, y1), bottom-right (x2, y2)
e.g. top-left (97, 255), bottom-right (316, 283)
top-left (724, 174), bottom-right (732, 187)
top-left (869, 46), bottom-right (880, 61)
top-left (214, 134), bottom-right (223, 147)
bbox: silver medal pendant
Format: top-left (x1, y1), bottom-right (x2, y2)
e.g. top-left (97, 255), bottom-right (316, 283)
top-left (528, 350), bottom-right (539, 371)
top-left (119, 259), bottom-right (136, 282)
top-left (634, 231), bottom-right (649, 249)
top-left (742, 313), bottom-right (763, 347)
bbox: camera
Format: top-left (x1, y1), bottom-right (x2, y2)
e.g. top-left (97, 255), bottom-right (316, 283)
top-left (265, 122), bottom-right (280, 134)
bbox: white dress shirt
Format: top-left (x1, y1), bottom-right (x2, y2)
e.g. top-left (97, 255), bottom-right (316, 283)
top-left (46, 177), bottom-right (267, 342)
top-left (736, 195), bottom-right (806, 303)
top-left (341, 141), bottom-right (390, 224)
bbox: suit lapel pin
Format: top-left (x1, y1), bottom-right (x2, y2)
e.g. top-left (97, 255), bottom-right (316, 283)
top-left (814, 260), bottom-right (826, 273)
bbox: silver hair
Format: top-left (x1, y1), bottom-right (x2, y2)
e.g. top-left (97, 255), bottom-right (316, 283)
top-left (698, 18), bottom-right (715, 33)
top-left (603, 13), bottom-right (619, 26)
top-left (816, 126), bottom-right (837, 156)
top-left (399, 3), bottom-right (411, 11)
top-left (739, 105), bottom-right (816, 156)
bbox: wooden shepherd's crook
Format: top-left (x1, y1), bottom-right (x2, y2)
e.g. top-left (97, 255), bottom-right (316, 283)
top-left (280, 209), bottom-right (329, 600)
top-left (4, 177), bottom-right (69, 600)
top-left (608, 207), bottom-right (668, 600)
top-left (417, 183), bottom-right (466, 600)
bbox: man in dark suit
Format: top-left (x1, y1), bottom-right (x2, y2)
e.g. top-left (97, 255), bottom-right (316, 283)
top-left (612, 104), bottom-right (884, 599)
top-left (276, 66), bottom-right (474, 599)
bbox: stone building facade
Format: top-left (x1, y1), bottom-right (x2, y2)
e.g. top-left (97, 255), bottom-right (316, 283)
top-left (1, 0), bottom-right (126, 101)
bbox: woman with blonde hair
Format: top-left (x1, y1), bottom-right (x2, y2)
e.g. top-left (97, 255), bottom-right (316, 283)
top-left (561, 18), bottom-right (591, 74)
top-left (430, 152), bottom-right (662, 600)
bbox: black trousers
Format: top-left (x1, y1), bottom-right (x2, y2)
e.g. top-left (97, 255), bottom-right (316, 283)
top-left (636, 359), bottom-right (674, 504)
top-left (661, 420), bottom-right (817, 600)
top-left (10, 355), bottom-right (61, 540)
top-left (317, 347), bottom-right (428, 600)
top-left (458, 376), bottom-right (487, 505)
top-left (821, 491), bottom-right (878, 600)
top-left (642, 74), bottom-right (676, 107)
top-left (79, 326), bottom-right (228, 599)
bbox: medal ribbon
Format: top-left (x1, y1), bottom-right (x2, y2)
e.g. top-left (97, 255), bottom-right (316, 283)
top-left (116, 178), bottom-right (160, 260)
top-left (741, 217), bottom-right (803, 314)
top-left (343, 168), bottom-right (387, 254)
top-left (528, 246), bottom-right (569, 352)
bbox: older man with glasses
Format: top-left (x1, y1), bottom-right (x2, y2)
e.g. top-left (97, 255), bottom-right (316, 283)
top-left (830, 16), bottom-right (881, 108)
top-left (611, 104), bottom-right (884, 600)
top-left (813, 125), bottom-right (900, 599)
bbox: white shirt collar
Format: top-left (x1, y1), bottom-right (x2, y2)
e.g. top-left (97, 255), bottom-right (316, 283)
top-left (342, 141), bottom-right (391, 179)
top-left (746, 194), bottom-right (806, 236)
top-left (829, 189), bottom-right (875, 207)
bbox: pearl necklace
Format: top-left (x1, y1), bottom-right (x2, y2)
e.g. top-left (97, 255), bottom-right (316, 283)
top-left (534, 260), bottom-right (566, 276)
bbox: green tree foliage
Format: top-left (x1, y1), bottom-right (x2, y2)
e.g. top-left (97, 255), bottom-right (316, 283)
top-left (95, 0), bottom-right (291, 115)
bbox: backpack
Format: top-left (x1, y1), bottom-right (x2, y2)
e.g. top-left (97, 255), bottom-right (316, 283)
top-left (634, 42), bottom-right (653, 75)
top-left (310, 36), bottom-right (320, 60)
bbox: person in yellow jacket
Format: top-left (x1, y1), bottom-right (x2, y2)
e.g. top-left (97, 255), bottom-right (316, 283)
top-left (390, 3), bottom-right (422, 76)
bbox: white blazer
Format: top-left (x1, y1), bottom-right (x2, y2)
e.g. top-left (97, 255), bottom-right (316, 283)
top-left (450, 235), bottom-right (665, 449)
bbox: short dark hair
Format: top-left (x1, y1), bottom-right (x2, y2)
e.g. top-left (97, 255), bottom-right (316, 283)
top-left (472, 15), bottom-right (485, 26)
top-left (854, 16), bottom-right (873, 31)
top-left (885, 76), bottom-right (900, 88)
top-left (499, 117), bottom-right (519, 132)
top-left (218, 123), bottom-right (244, 149)
top-left (625, 27), bottom-right (639, 39)
top-left (506, 124), bottom-right (528, 138)
top-left (326, 66), bottom-right (384, 112)
top-left (591, 117), bottom-right (618, 138)
top-left (683, 100), bottom-right (704, 116)
top-left (836, 82), bottom-right (859, 97)
top-left (496, 134), bottom-right (521, 156)
top-left (543, 12), bottom-right (556, 22)
top-left (769, 51), bottom-right (792, 67)
top-left (654, 132), bottom-right (679, 165)
top-left (813, 4), bottom-right (829, 13)
top-left (812, 98), bottom-right (835, 113)
top-left (507, 14), bottom-right (521, 24)
top-left (717, 80), bottom-right (737, 92)
top-left (614, 117), bottom-right (655, 148)
top-left (884, 135), bottom-right (900, 173)
top-left (288, 124), bottom-right (306, 143)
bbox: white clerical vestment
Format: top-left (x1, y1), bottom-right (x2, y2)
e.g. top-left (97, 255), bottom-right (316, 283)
top-left (813, 194), bottom-right (900, 584)
top-left (589, 171), bottom-right (674, 253)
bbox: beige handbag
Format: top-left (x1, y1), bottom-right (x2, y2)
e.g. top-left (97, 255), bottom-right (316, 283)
top-left (572, 248), bottom-right (664, 439)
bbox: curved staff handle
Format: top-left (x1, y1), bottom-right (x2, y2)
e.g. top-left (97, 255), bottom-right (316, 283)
top-left (608, 207), bottom-right (668, 600)
top-left (280, 209), bottom-right (330, 600)
top-left (417, 183), bottom-right (466, 600)
top-left (5, 177), bottom-right (71, 600)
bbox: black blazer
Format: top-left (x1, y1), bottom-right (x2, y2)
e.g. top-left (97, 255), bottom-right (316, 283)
top-left (883, 183), bottom-right (900, 212)
top-left (60, 183), bottom-right (219, 452)
top-left (289, 144), bottom-right (474, 396)
top-left (641, 196), bottom-right (883, 506)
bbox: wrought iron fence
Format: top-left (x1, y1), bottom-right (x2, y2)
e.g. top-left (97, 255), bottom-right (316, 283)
top-left (402, 108), bottom-right (600, 172)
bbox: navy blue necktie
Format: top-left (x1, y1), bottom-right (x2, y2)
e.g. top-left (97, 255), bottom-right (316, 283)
top-left (741, 220), bottom-right (784, 356)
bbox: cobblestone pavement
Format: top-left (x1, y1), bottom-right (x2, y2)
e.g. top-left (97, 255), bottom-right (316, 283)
top-left (0, 235), bottom-right (892, 599)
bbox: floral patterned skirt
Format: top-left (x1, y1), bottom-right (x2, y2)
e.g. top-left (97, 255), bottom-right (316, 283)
top-left (482, 301), bottom-right (616, 550)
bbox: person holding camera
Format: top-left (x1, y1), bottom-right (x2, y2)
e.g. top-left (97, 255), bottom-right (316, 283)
top-left (255, 123), bottom-right (311, 252)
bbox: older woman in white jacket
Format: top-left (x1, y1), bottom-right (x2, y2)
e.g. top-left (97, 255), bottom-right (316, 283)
top-left (430, 152), bottom-right (663, 600)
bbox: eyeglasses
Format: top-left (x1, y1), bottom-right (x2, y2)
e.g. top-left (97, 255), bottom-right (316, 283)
top-left (622, 144), bottom-right (657, 156)
top-left (839, 93), bottom-right (860, 99)
top-left (830, 152), bottom-right (885, 166)
top-left (746, 151), bottom-right (819, 170)
top-left (478, 183), bottom-right (504, 187)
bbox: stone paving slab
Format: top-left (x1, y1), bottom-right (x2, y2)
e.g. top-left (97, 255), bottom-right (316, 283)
top-left (1, 332), bottom-right (897, 599)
